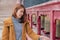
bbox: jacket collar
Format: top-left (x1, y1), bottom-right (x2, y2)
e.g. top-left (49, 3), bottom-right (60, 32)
top-left (8, 16), bottom-right (26, 27)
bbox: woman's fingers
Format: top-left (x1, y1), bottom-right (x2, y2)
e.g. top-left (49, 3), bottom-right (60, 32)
top-left (39, 36), bottom-right (50, 40)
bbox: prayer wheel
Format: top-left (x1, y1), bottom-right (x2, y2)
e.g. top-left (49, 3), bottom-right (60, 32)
top-left (56, 20), bottom-right (60, 38)
top-left (44, 17), bottom-right (50, 34)
top-left (41, 16), bottom-right (45, 30)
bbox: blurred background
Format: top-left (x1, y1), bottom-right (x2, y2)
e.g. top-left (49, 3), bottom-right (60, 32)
top-left (0, 0), bottom-right (17, 40)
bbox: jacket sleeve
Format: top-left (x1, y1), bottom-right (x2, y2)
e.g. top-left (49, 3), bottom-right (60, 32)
top-left (2, 21), bottom-right (9, 40)
top-left (25, 22), bottom-right (40, 40)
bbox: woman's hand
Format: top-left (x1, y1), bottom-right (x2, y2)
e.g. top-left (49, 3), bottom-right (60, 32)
top-left (38, 35), bottom-right (50, 40)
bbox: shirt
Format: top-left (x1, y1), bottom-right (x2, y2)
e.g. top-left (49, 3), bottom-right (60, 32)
top-left (12, 16), bottom-right (22, 40)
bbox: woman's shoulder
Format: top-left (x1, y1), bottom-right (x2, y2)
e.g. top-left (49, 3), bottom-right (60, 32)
top-left (23, 20), bottom-right (30, 25)
top-left (4, 16), bottom-right (12, 24)
top-left (25, 20), bottom-right (30, 24)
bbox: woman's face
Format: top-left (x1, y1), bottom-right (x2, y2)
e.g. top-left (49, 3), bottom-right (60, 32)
top-left (16, 8), bottom-right (24, 19)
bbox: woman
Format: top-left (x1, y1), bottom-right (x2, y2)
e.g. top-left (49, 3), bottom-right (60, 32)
top-left (2, 4), bottom-right (40, 40)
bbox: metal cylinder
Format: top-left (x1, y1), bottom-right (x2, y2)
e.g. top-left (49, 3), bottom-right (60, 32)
top-left (56, 20), bottom-right (60, 37)
top-left (44, 17), bottom-right (50, 33)
top-left (41, 16), bottom-right (45, 30)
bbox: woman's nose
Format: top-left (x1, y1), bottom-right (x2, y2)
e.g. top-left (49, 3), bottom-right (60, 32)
top-left (21, 13), bottom-right (23, 15)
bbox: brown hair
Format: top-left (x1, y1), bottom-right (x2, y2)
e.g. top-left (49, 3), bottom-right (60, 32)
top-left (12, 4), bottom-right (27, 23)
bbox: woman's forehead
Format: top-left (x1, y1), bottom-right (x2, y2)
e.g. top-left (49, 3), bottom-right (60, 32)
top-left (18, 8), bottom-right (24, 11)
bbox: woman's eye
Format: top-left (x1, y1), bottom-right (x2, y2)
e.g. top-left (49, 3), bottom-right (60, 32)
top-left (21, 11), bottom-right (24, 13)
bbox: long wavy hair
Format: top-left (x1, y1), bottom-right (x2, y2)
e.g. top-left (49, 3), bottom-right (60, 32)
top-left (12, 4), bottom-right (27, 23)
